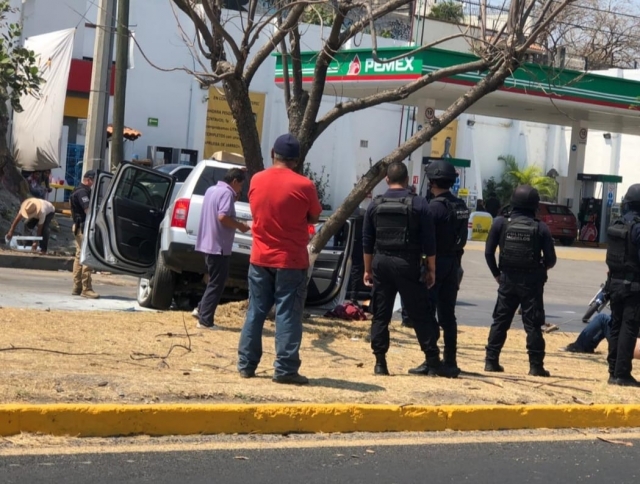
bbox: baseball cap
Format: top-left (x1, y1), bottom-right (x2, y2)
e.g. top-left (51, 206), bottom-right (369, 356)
top-left (84, 170), bottom-right (96, 180)
top-left (19, 198), bottom-right (41, 219)
top-left (273, 133), bottom-right (300, 159)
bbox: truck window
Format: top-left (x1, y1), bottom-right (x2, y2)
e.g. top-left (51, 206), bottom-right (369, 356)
top-left (193, 166), bottom-right (249, 202)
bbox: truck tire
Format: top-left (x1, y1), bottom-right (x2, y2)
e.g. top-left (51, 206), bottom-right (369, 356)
top-left (150, 251), bottom-right (176, 310)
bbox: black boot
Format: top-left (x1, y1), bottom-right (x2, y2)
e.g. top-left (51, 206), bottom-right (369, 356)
top-left (484, 358), bottom-right (504, 372)
top-left (374, 354), bottom-right (389, 376)
top-left (408, 360), bottom-right (436, 376)
top-left (528, 365), bottom-right (550, 377)
top-left (608, 375), bottom-right (640, 387)
top-left (443, 349), bottom-right (461, 378)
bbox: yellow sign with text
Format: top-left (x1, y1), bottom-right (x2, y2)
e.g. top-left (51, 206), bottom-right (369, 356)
top-left (204, 89), bottom-right (266, 159)
top-left (469, 212), bottom-right (493, 242)
top-left (430, 120), bottom-right (458, 158)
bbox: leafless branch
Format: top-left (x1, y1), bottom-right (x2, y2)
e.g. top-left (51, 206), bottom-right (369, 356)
top-left (244, 3), bottom-right (308, 84)
top-left (338, 0), bottom-right (412, 44)
top-left (130, 315), bottom-right (193, 367)
top-left (519, 0), bottom-right (576, 55)
top-left (316, 59), bottom-right (488, 140)
top-left (0, 345), bottom-right (111, 356)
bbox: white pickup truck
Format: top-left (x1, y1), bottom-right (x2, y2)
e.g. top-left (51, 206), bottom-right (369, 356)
top-left (81, 160), bottom-right (359, 311)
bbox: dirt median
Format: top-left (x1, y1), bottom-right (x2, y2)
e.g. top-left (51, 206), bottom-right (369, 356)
top-left (0, 303), bottom-right (633, 406)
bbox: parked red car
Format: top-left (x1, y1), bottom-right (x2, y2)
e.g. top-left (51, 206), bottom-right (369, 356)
top-left (500, 202), bottom-right (578, 246)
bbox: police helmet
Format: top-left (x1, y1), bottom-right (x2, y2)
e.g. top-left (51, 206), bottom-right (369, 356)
top-left (426, 159), bottom-right (457, 184)
top-left (511, 185), bottom-right (540, 211)
top-left (623, 184), bottom-right (640, 204)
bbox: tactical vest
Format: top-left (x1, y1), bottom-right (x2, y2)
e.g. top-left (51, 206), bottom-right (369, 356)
top-left (498, 216), bottom-right (541, 271)
top-left (432, 196), bottom-right (470, 254)
top-left (606, 216), bottom-right (640, 280)
top-left (373, 195), bottom-right (420, 254)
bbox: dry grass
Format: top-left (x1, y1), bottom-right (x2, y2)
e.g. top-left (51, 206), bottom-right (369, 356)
top-left (0, 303), bottom-right (634, 406)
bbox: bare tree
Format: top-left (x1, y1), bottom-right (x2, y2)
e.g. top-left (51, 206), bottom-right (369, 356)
top-left (170, 0), bottom-right (575, 264)
top-left (543, 0), bottom-right (640, 69)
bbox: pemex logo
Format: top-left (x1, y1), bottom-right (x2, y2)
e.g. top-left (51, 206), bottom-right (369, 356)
top-left (347, 55), bottom-right (361, 75)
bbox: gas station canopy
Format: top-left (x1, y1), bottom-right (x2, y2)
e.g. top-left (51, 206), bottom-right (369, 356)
top-left (274, 47), bottom-right (640, 135)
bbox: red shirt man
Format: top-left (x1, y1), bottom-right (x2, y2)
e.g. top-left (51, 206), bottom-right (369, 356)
top-left (249, 167), bottom-right (322, 270)
top-left (238, 133), bottom-right (322, 386)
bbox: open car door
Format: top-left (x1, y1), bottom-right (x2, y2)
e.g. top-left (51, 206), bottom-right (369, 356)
top-left (305, 217), bottom-right (356, 309)
top-left (81, 163), bottom-right (175, 277)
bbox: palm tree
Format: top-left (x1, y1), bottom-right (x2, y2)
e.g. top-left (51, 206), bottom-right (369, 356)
top-left (498, 155), bottom-right (558, 201)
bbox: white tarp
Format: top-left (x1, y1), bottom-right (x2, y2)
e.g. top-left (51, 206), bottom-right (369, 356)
top-left (12, 28), bottom-right (75, 172)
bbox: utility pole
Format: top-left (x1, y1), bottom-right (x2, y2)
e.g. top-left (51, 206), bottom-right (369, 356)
top-left (480, 0), bottom-right (487, 43)
top-left (110, 0), bottom-right (130, 172)
top-left (82, 0), bottom-right (116, 175)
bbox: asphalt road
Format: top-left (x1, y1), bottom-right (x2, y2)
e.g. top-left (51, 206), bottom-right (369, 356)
top-left (0, 246), bottom-right (607, 334)
top-left (2, 438), bottom-right (637, 484)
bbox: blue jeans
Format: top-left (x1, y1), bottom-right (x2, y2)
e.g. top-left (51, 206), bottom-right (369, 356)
top-left (575, 313), bottom-right (611, 352)
top-left (237, 264), bottom-right (307, 377)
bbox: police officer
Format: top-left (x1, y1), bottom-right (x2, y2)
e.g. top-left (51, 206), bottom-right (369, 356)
top-left (409, 160), bottom-right (469, 377)
top-left (363, 161), bottom-right (441, 375)
top-left (70, 170), bottom-right (99, 299)
top-left (484, 185), bottom-right (556, 376)
top-left (605, 183), bottom-right (640, 386)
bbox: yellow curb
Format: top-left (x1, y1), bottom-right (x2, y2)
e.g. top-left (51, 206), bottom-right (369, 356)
top-left (464, 242), bottom-right (606, 262)
top-left (1, 404), bottom-right (640, 437)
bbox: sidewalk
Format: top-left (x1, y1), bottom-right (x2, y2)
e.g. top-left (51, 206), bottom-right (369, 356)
top-left (1, 302), bottom-right (638, 436)
top-left (465, 240), bottom-right (606, 262)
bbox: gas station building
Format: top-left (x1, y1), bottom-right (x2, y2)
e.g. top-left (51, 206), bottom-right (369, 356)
top-left (275, 46), bottom-right (640, 243)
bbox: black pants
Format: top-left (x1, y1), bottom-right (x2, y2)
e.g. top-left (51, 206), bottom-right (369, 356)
top-left (486, 272), bottom-right (546, 365)
top-left (607, 281), bottom-right (640, 378)
top-left (370, 254), bottom-right (439, 361)
top-left (429, 255), bottom-right (460, 363)
top-left (27, 213), bottom-right (54, 252)
top-left (197, 254), bottom-right (230, 327)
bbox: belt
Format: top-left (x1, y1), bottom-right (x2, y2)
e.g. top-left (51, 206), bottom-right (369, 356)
top-left (377, 250), bottom-right (420, 258)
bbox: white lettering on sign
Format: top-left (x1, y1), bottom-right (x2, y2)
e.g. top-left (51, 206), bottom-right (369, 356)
top-left (363, 57), bottom-right (415, 73)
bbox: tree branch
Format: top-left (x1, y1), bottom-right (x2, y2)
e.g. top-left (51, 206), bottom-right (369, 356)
top-left (338, 0), bottom-right (412, 45)
top-left (198, 0), bottom-right (244, 66)
top-left (518, 0), bottom-right (576, 55)
top-left (315, 59), bottom-right (488, 141)
top-left (244, 3), bottom-right (308, 84)
top-left (172, 0), bottom-right (216, 58)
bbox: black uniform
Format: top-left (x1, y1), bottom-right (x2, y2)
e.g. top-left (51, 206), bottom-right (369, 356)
top-left (484, 209), bottom-right (556, 368)
top-left (605, 210), bottom-right (640, 381)
top-left (363, 188), bottom-right (440, 363)
top-left (70, 183), bottom-right (91, 235)
top-left (427, 192), bottom-right (470, 365)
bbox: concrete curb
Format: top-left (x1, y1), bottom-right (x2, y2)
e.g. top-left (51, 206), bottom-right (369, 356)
top-left (0, 253), bottom-right (73, 272)
top-left (1, 404), bottom-right (639, 437)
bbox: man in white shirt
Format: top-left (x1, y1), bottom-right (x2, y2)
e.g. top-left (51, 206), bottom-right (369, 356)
top-left (6, 198), bottom-right (56, 255)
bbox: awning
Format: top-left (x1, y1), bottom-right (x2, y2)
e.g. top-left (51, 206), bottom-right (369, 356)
top-left (107, 124), bottom-right (142, 141)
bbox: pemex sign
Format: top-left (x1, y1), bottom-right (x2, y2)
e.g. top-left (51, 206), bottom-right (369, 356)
top-left (274, 48), bottom-right (423, 83)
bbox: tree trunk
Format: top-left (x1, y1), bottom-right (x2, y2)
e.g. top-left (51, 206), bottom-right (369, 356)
top-left (223, 76), bottom-right (264, 177)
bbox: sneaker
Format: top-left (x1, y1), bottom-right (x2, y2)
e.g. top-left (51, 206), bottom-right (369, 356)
top-left (272, 373), bottom-right (309, 385)
top-left (191, 307), bottom-right (199, 319)
top-left (196, 322), bottom-right (219, 331)
top-left (81, 289), bottom-right (99, 299)
top-left (239, 369), bottom-right (256, 379)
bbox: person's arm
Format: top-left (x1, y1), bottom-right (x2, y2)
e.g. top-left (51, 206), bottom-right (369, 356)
top-left (217, 191), bottom-right (249, 233)
top-left (5, 213), bottom-right (22, 239)
top-left (219, 215), bottom-right (249, 233)
top-left (419, 198), bottom-right (436, 286)
top-left (362, 204), bottom-right (376, 287)
top-left (484, 219), bottom-right (502, 282)
top-left (633, 224), bottom-right (640, 262)
top-left (306, 182), bottom-right (323, 224)
top-left (539, 222), bottom-right (557, 270)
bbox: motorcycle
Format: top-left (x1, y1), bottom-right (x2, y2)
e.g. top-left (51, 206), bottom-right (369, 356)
top-left (582, 282), bottom-right (610, 323)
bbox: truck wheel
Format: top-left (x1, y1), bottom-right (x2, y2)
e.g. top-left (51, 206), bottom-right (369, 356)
top-left (150, 251), bottom-right (176, 310)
